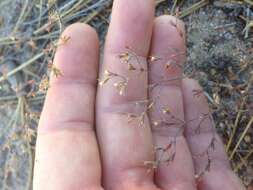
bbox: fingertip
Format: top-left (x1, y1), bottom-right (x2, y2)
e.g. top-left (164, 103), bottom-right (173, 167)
top-left (61, 23), bottom-right (99, 46)
top-left (53, 23), bottom-right (99, 82)
top-left (154, 15), bottom-right (186, 41)
top-left (149, 15), bottom-right (186, 83)
top-left (106, 0), bottom-right (155, 55)
top-left (40, 22), bottom-right (101, 132)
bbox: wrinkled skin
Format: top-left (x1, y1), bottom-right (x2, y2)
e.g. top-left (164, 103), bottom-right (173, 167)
top-left (33, 0), bottom-right (245, 190)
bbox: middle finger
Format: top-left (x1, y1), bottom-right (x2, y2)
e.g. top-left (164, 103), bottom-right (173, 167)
top-left (96, 0), bottom-right (158, 189)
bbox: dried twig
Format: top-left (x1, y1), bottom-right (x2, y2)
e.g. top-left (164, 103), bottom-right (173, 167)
top-left (0, 53), bottom-right (44, 83)
top-left (229, 117), bottom-right (253, 160)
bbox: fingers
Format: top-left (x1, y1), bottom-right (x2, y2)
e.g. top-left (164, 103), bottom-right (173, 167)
top-left (149, 16), bottom-right (196, 190)
top-left (33, 24), bottom-right (102, 190)
top-left (96, 0), bottom-right (158, 189)
top-left (105, 0), bottom-right (154, 56)
top-left (182, 78), bottom-right (245, 190)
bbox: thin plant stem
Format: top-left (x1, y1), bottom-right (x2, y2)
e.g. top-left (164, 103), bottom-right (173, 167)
top-left (229, 117), bottom-right (253, 160)
top-left (0, 52), bottom-right (44, 83)
top-left (179, 0), bottom-right (209, 18)
top-left (12, 0), bottom-right (29, 34)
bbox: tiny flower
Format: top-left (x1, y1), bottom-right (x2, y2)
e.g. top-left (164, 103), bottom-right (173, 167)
top-left (59, 35), bottom-right (71, 45)
top-left (153, 121), bottom-right (160, 126)
top-left (99, 70), bottom-right (113, 86)
top-left (39, 75), bottom-right (50, 92)
top-left (148, 55), bottom-right (161, 62)
top-left (114, 81), bottom-right (127, 95)
top-left (99, 77), bottom-right (110, 86)
top-left (127, 63), bottom-right (136, 71)
top-left (165, 62), bottom-right (172, 70)
top-left (119, 52), bottom-right (130, 63)
top-left (104, 69), bottom-right (111, 76)
top-left (162, 107), bottom-right (171, 114)
top-left (48, 64), bottom-right (63, 78)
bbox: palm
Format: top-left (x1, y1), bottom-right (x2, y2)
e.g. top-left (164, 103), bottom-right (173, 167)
top-left (33, 0), bottom-right (244, 190)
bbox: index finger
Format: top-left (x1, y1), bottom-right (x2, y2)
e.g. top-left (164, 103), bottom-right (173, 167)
top-left (33, 24), bottom-right (102, 190)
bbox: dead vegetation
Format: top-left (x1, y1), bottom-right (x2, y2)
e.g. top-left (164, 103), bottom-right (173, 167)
top-left (0, 0), bottom-right (252, 189)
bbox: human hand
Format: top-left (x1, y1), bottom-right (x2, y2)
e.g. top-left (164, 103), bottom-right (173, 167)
top-left (33, 0), bottom-right (245, 190)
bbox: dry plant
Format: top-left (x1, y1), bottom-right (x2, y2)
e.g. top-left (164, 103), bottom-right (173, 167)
top-left (98, 45), bottom-right (217, 180)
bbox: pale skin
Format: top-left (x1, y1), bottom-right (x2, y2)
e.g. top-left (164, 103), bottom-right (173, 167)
top-left (33, 0), bottom-right (245, 190)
